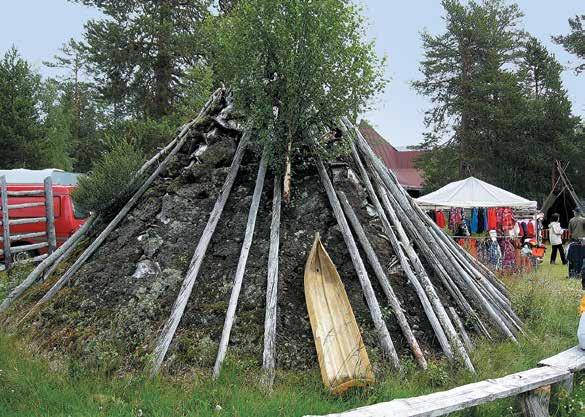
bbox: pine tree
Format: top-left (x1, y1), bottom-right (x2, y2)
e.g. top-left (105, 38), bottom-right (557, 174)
top-left (553, 14), bottom-right (585, 75)
top-left (69, 0), bottom-right (212, 120)
top-left (412, 0), bottom-right (525, 183)
top-left (0, 47), bottom-right (42, 168)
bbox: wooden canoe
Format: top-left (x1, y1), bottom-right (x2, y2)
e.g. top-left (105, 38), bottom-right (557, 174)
top-left (304, 233), bottom-right (374, 394)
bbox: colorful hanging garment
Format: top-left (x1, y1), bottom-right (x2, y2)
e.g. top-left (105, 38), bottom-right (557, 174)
top-left (470, 208), bottom-right (479, 234)
top-left (449, 208), bottom-right (463, 234)
top-left (477, 208), bottom-right (485, 233)
top-left (435, 210), bottom-right (447, 228)
top-left (487, 208), bottom-right (497, 230)
top-left (487, 240), bottom-right (502, 270)
top-left (500, 239), bottom-right (516, 271)
top-left (501, 208), bottom-right (515, 232)
top-left (527, 221), bottom-right (535, 238)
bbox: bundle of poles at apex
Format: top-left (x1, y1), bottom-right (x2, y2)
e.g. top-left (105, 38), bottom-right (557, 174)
top-left (335, 118), bottom-right (524, 365)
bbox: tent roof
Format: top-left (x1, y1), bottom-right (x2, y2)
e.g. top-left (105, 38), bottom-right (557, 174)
top-left (0, 169), bottom-right (80, 186)
top-left (416, 177), bottom-right (537, 209)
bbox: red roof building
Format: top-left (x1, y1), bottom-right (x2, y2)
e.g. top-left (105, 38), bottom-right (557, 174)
top-left (358, 121), bottom-right (425, 192)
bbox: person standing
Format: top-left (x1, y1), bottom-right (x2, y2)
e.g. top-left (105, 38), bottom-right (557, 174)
top-left (549, 213), bottom-right (567, 264)
top-left (569, 207), bottom-right (585, 240)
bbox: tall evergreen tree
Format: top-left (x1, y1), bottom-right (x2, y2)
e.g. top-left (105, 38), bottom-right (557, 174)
top-left (0, 47), bottom-right (42, 168)
top-left (412, 0), bottom-right (525, 183)
top-left (70, 0), bottom-right (212, 120)
top-left (553, 14), bottom-right (585, 75)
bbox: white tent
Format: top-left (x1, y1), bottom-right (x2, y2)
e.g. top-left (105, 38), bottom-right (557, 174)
top-left (0, 169), bottom-right (80, 186)
top-left (415, 177), bottom-right (537, 210)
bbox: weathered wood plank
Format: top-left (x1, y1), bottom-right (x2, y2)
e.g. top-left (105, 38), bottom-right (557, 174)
top-left (150, 132), bottom-right (250, 376)
top-left (1, 217), bottom-right (47, 226)
top-left (0, 241), bottom-right (48, 256)
top-left (44, 177), bottom-right (57, 254)
top-left (6, 190), bottom-right (44, 197)
top-left (520, 386), bottom-right (551, 417)
top-left (538, 346), bottom-right (585, 372)
top-left (0, 216), bottom-right (95, 314)
top-left (6, 202), bottom-right (45, 210)
top-left (316, 158), bottom-right (400, 369)
top-left (0, 231), bottom-right (46, 242)
top-left (262, 174), bottom-right (282, 388)
top-left (213, 151), bottom-right (267, 378)
top-left (304, 366), bottom-right (569, 417)
top-left (1, 176), bottom-right (11, 270)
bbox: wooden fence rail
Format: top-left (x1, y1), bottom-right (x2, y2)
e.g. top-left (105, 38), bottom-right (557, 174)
top-left (305, 346), bottom-right (585, 417)
top-left (0, 175), bottom-right (56, 272)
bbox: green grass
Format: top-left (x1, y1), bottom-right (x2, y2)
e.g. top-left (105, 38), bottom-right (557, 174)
top-left (2, 256), bottom-right (585, 416)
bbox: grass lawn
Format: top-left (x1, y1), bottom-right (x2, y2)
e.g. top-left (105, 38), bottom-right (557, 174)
top-left (1, 253), bottom-right (585, 416)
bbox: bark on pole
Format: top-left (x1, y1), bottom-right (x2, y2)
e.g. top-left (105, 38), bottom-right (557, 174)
top-left (0, 215), bottom-right (96, 315)
top-left (262, 175), bottom-right (282, 387)
top-left (315, 158), bottom-right (401, 370)
top-left (337, 190), bottom-right (427, 369)
top-left (213, 152), bottom-right (268, 379)
top-left (150, 132), bottom-right (250, 376)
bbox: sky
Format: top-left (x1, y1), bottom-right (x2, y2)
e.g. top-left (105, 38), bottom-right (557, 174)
top-left (1, 1), bottom-right (583, 147)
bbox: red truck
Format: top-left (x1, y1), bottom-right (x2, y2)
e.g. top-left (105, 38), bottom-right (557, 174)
top-left (1, 170), bottom-right (87, 263)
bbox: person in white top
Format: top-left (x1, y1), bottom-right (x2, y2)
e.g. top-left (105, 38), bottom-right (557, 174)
top-left (549, 213), bottom-right (567, 265)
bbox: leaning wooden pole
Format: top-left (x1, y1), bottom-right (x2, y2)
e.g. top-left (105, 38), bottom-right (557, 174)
top-left (213, 152), bottom-right (268, 379)
top-left (338, 190), bottom-right (427, 369)
top-left (349, 119), bottom-right (517, 343)
top-left (315, 158), bottom-right (401, 370)
top-left (0, 215), bottom-right (96, 315)
top-left (150, 132), bottom-right (250, 376)
top-left (347, 142), bottom-right (456, 359)
top-left (21, 120), bottom-right (222, 324)
top-left (262, 175), bottom-right (282, 388)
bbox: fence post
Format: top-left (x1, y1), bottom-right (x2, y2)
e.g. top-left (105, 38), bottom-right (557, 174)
top-left (519, 385), bottom-right (551, 417)
top-left (1, 175), bottom-right (11, 270)
top-left (44, 177), bottom-right (57, 254)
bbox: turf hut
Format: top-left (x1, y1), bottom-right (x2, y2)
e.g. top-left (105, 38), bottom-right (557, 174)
top-left (0, 89), bottom-right (522, 386)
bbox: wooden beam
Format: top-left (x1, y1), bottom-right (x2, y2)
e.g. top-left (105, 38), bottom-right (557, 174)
top-left (538, 346), bottom-right (585, 372)
top-left (150, 132), bottom-right (250, 376)
top-left (1, 176), bottom-right (11, 270)
top-left (213, 152), bottom-right (267, 379)
top-left (303, 366), bottom-right (569, 417)
top-left (6, 190), bottom-right (44, 197)
top-left (44, 177), bottom-right (57, 254)
top-left (0, 242), bottom-right (48, 256)
top-left (6, 202), bottom-right (45, 210)
top-left (520, 386), bottom-right (551, 417)
top-left (315, 158), bottom-right (400, 369)
top-left (262, 175), bottom-right (282, 388)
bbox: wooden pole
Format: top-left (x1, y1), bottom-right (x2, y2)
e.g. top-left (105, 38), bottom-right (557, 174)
top-left (262, 175), bottom-right (282, 388)
top-left (349, 120), bottom-right (517, 343)
top-left (338, 190), bottom-right (427, 369)
top-left (283, 141), bottom-right (292, 204)
top-left (520, 385), bottom-right (551, 417)
top-left (448, 306), bottom-right (474, 352)
top-left (315, 158), bottom-right (401, 369)
top-left (347, 142), bottom-right (455, 360)
top-left (21, 124), bottom-right (211, 324)
top-left (371, 175), bottom-right (475, 373)
top-left (43, 177), bottom-right (57, 254)
top-left (0, 176), bottom-right (11, 271)
top-left (0, 216), bottom-right (96, 315)
top-left (213, 152), bottom-right (267, 379)
top-left (150, 132), bottom-right (250, 376)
